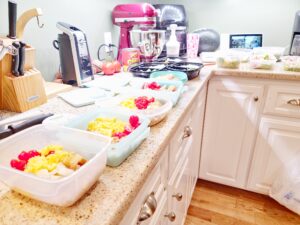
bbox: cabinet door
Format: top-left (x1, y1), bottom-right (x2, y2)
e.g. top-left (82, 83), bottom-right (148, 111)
top-left (188, 86), bottom-right (207, 201)
top-left (248, 117), bottom-right (300, 194)
top-left (199, 78), bottom-right (264, 188)
top-left (120, 150), bottom-right (168, 225)
top-left (168, 156), bottom-right (190, 225)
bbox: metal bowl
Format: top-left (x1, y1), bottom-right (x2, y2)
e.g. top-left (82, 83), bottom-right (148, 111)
top-left (130, 30), bottom-right (166, 61)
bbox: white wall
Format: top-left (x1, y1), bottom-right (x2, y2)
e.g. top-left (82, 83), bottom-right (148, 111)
top-left (0, 0), bottom-right (299, 81)
top-left (0, 0), bottom-right (134, 81)
top-left (150, 0), bottom-right (300, 47)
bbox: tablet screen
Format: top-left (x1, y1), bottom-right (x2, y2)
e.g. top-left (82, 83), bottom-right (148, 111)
top-left (229, 34), bottom-right (263, 49)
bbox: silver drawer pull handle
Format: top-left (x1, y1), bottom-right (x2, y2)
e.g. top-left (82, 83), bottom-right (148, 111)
top-left (172, 193), bottom-right (183, 201)
top-left (137, 192), bottom-right (157, 223)
top-left (182, 126), bottom-right (192, 139)
top-left (164, 212), bottom-right (176, 222)
top-left (287, 99), bottom-right (300, 107)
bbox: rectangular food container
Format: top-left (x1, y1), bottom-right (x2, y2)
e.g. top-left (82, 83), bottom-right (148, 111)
top-left (124, 78), bottom-right (185, 106)
top-left (66, 108), bottom-right (150, 167)
top-left (0, 124), bottom-right (111, 206)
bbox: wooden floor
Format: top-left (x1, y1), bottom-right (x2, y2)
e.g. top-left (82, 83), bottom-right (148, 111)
top-left (185, 180), bottom-right (300, 225)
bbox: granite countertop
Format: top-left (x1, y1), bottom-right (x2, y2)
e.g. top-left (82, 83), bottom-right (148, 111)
top-left (212, 62), bottom-right (300, 81)
top-left (0, 67), bottom-right (212, 225)
top-left (1, 63), bottom-right (300, 225)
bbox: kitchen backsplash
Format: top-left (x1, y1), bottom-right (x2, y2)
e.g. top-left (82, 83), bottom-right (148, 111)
top-left (0, 0), bottom-right (299, 81)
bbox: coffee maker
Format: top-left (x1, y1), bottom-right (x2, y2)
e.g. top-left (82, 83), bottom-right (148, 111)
top-left (153, 4), bottom-right (188, 57)
top-left (53, 22), bottom-right (93, 86)
top-left (290, 11), bottom-right (300, 55)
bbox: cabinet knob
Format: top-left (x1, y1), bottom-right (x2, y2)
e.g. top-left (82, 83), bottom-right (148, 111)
top-left (172, 193), bottom-right (183, 201)
top-left (182, 126), bottom-right (192, 139)
top-left (164, 212), bottom-right (176, 222)
top-left (137, 192), bottom-right (157, 223)
top-left (253, 96), bottom-right (259, 102)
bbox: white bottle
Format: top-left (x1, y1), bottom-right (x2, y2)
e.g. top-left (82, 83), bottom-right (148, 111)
top-left (166, 24), bottom-right (180, 57)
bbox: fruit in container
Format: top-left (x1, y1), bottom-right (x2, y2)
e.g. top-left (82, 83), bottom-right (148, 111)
top-left (249, 53), bottom-right (276, 70)
top-left (87, 115), bottom-right (140, 143)
top-left (281, 56), bottom-right (300, 72)
top-left (121, 96), bottom-right (162, 110)
top-left (9, 145), bottom-right (87, 180)
top-left (216, 55), bottom-right (240, 69)
top-left (142, 81), bottom-right (177, 92)
top-left (156, 74), bottom-right (179, 81)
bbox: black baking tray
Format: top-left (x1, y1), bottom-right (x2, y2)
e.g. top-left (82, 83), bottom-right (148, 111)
top-left (128, 62), bottom-right (167, 78)
top-left (167, 62), bottom-right (204, 80)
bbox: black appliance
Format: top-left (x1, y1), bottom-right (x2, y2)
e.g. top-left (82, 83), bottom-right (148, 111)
top-left (290, 11), bottom-right (300, 55)
top-left (53, 22), bottom-right (93, 86)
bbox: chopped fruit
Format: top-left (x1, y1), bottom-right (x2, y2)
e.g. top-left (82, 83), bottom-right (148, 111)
top-left (18, 150), bottom-right (41, 162)
top-left (10, 145), bottom-right (87, 179)
top-left (121, 96), bottom-right (162, 110)
top-left (87, 115), bottom-right (141, 142)
top-left (27, 150), bottom-right (41, 158)
top-left (129, 115), bottom-right (140, 128)
top-left (10, 159), bottom-right (26, 171)
top-left (18, 151), bottom-right (31, 162)
top-left (142, 82), bottom-right (177, 92)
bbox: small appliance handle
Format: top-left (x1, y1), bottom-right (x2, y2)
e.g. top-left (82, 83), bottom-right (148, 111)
top-left (118, 26), bottom-right (133, 61)
top-left (53, 40), bottom-right (59, 50)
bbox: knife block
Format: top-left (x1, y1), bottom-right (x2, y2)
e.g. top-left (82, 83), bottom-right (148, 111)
top-left (0, 37), bottom-right (47, 112)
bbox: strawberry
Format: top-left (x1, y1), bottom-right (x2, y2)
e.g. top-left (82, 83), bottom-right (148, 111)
top-left (129, 115), bottom-right (140, 128)
top-left (10, 159), bottom-right (26, 171)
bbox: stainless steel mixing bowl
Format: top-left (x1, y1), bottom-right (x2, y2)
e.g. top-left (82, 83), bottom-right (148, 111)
top-left (130, 29), bottom-right (166, 61)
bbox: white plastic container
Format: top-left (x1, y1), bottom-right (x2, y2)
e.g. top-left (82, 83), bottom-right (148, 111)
top-left (0, 124), bottom-right (111, 206)
top-left (281, 56), bottom-right (300, 72)
top-left (216, 52), bottom-right (240, 69)
top-left (96, 95), bottom-right (173, 126)
top-left (126, 78), bottom-right (184, 106)
top-left (66, 108), bottom-right (150, 167)
top-left (166, 24), bottom-right (180, 57)
top-left (249, 53), bottom-right (277, 70)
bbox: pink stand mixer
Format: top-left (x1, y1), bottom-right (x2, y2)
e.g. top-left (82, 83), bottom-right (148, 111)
top-left (112, 3), bottom-right (165, 62)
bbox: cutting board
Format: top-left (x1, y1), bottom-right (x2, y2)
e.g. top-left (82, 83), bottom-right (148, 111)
top-left (44, 82), bottom-right (73, 99)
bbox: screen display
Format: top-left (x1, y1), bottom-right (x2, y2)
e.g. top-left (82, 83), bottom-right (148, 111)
top-left (229, 34), bottom-right (263, 49)
top-left (290, 33), bottom-right (300, 55)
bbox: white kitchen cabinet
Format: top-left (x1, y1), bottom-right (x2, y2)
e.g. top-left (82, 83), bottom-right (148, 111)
top-left (121, 85), bottom-right (207, 225)
top-left (247, 116), bottom-right (300, 194)
top-left (167, 155), bottom-right (190, 225)
top-left (199, 78), bottom-right (264, 188)
top-left (187, 86), bottom-right (207, 204)
top-left (120, 150), bottom-right (168, 225)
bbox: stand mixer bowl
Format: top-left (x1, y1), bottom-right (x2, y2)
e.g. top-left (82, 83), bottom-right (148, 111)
top-left (130, 30), bottom-right (166, 61)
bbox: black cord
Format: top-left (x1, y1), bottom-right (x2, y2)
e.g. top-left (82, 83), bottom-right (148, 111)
top-left (97, 44), bottom-right (118, 61)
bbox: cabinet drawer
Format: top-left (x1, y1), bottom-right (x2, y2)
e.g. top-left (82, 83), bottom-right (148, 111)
top-left (264, 84), bottom-right (300, 119)
top-left (120, 150), bottom-right (168, 225)
top-left (168, 156), bottom-right (190, 225)
top-left (169, 106), bottom-right (194, 176)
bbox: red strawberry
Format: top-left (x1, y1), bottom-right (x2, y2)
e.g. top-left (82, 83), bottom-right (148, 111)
top-left (27, 150), bottom-right (41, 158)
top-left (129, 115), bottom-right (140, 128)
top-left (18, 151), bottom-right (31, 162)
top-left (10, 159), bottom-right (26, 171)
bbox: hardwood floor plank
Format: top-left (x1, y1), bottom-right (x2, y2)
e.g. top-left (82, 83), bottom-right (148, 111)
top-left (185, 180), bottom-right (300, 225)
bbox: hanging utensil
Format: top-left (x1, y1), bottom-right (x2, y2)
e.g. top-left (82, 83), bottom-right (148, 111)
top-left (16, 8), bottom-right (44, 39)
top-left (7, 0), bottom-right (17, 39)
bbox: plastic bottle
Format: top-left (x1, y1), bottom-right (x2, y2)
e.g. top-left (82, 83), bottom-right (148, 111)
top-left (166, 24), bottom-right (180, 57)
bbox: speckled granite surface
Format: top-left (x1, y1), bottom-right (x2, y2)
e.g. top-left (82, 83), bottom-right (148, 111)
top-left (0, 67), bottom-right (212, 225)
top-left (212, 63), bottom-right (300, 81)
